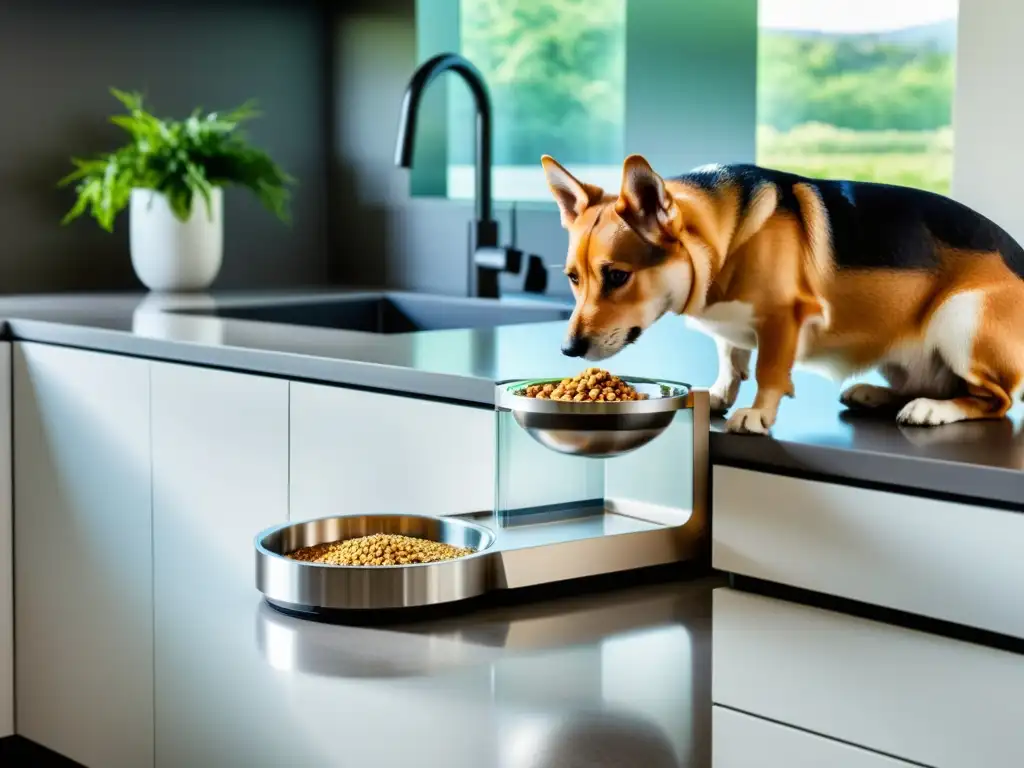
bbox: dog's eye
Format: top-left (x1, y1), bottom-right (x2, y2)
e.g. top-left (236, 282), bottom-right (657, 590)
top-left (604, 269), bottom-right (630, 289)
top-left (567, 272), bottom-right (579, 285)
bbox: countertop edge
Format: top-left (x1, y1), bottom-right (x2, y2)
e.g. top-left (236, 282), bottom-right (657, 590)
top-left (710, 432), bottom-right (1024, 510)
top-left (3, 318), bottom-right (500, 407)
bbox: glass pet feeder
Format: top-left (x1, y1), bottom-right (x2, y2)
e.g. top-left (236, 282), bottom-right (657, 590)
top-left (255, 378), bottom-right (709, 617)
top-left (487, 377), bottom-right (708, 590)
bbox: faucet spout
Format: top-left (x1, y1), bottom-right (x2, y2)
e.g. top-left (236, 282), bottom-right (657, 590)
top-left (394, 52), bottom-right (494, 227)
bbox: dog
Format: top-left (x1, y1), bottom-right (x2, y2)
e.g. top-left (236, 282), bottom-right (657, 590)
top-left (541, 153), bottom-right (1024, 434)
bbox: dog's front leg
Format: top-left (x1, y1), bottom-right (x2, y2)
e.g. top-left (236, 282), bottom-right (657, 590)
top-left (709, 337), bottom-right (751, 414)
top-left (726, 311), bottom-right (799, 434)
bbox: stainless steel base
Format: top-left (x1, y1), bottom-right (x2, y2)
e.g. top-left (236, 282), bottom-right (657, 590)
top-left (254, 502), bottom-right (704, 615)
top-left (254, 389), bottom-right (710, 617)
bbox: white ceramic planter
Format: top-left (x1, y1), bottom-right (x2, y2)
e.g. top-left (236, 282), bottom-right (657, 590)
top-left (129, 188), bottom-right (224, 292)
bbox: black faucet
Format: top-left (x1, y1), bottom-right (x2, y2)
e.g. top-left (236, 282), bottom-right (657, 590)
top-left (394, 52), bottom-right (523, 299)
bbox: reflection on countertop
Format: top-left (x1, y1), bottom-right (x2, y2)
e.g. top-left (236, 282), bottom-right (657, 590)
top-left (255, 574), bottom-right (715, 680)
top-left (163, 567), bottom-right (1024, 767)
top-left (162, 565), bottom-right (717, 768)
top-left (0, 289), bottom-right (1020, 505)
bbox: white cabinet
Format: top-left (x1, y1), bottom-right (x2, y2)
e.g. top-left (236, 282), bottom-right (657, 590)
top-left (712, 466), bottom-right (1024, 638)
top-left (289, 382), bottom-right (494, 519)
top-left (713, 587), bottom-right (1024, 768)
top-left (150, 363), bottom-right (289, 768)
top-left (0, 343), bottom-right (11, 740)
top-left (713, 707), bottom-right (914, 768)
top-left (13, 343), bottom-right (153, 768)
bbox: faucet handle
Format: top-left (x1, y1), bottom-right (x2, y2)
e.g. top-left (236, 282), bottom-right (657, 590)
top-left (522, 254), bottom-right (548, 294)
top-left (474, 245), bottom-right (522, 274)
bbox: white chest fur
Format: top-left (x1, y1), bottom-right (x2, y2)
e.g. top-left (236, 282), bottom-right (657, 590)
top-left (686, 301), bottom-right (757, 349)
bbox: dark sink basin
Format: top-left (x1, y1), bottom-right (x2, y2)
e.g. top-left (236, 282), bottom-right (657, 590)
top-left (169, 293), bottom-right (572, 334)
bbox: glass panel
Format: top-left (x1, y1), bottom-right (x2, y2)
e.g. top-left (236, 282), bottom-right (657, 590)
top-left (494, 407), bottom-right (605, 520)
top-left (493, 406), bottom-right (694, 548)
top-left (603, 409), bottom-right (694, 518)
top-left (757, 0), bottom-right (959, 194)
top-left (450, 0), bottom-right (627, 202)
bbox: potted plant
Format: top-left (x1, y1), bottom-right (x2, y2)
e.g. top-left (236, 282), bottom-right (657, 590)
top-left (59, 89), bottom-right (294, 292)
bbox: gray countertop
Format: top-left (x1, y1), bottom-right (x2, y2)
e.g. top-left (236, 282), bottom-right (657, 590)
top-left (0, 290), bottom-right (1021, 506)
top-left (172, 562), bottom-right (719, 768)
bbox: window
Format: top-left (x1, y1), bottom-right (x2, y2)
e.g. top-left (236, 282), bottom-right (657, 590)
top-left (414, 1), bottom-right (760, 204)
top-left (448, 0), bottom-right (626, 202)
top-left (757, 0), bottom-right (959, 195)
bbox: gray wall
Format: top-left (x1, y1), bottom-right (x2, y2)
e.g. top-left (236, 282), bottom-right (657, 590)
top-left (0, 0), bottom-right (331, 293)
top-left (953, 0), bottom-right (1024, 244)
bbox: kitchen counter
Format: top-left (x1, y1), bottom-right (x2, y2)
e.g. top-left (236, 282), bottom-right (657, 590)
top-left (0, 290), bottom-right (1020, 506)
top-left (167, 573), bottom-right (718, 768)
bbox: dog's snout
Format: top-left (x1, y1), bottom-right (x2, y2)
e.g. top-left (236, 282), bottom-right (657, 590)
top-left (561, 335), bottom-right (590, 358)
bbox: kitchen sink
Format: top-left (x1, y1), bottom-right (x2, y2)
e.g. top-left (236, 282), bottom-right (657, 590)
top-left (168, 293), bottom-right (572, 334)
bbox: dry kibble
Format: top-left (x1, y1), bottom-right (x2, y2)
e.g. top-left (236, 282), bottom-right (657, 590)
top-left (287, 533), bottom-right (474, 566)
top-left (518, 368), bottom-right (648, 403)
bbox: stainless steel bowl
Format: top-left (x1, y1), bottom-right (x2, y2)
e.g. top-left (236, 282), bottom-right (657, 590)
top-left (255, 513), bottom-right (496, 612)
top-left (498, 377), bottom-right (691, 458)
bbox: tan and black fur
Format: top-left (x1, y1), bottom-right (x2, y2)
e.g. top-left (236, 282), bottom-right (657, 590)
top-left (541, 154), bottom-right (1024, 434)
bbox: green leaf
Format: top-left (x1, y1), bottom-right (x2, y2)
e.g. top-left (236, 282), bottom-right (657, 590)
top-left (57, 158), bottom-right (106, 187)
top-left (60, 183), bottom-right (94, 225)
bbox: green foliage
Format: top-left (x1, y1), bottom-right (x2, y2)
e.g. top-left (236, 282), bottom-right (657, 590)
top-left (59, 89), bottom-right (295, 232)
top-left (757, 32), bottom-right (955, 132)
top-left (454, 5), bottom-right (955, 195)
top-left (755, 29), bottom-right (954, 195)
top-left (759, 123), bottom-right (953, 156)
top-left (758, 124), bottom-right (952, 195)
top-left (460, 0), bottom-right (625, 166)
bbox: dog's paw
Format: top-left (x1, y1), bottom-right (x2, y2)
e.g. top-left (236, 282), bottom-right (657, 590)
top-left (708, 389), bottom-right (734, 415)
top-left (896, 398), bottom-right (968, 427)
top-left (725, 407), bottom-right (774, 435)
top-left (840, 383), bottom-right (900, 410)
top-left (709, 376), bottom-right (743, 414)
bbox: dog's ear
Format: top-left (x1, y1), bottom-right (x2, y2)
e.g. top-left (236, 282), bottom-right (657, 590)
top-left (615, 155), bottom-right (681, 247)
top-left (541, 155), bottom-right (604, 228)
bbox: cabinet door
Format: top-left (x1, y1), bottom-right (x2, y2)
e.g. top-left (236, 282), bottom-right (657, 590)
top-left (290, 383), bottom-right (494, 519)
top-left (14, 343), bottom-right (152, 768)
top-left (713, 707), bottom-right (915, 768)
top-left (712, 466), bottom-right (1024, 639)
top-left (150, 363), bottom-right (289, 768)
top-left (0, 343), bottom-right (11, 740)
top-left (713, 587), bottom-right (1024, 768)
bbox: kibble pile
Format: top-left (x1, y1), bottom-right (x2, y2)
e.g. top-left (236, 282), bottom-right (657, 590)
top-left (520, 368), bottom-right (648, 402)
top-left (287, 533), bottom-right (475, 566)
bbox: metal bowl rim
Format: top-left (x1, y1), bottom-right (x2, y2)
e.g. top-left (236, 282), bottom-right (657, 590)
top-left (254, 512), bottom-right (496, 570)
top-left (497, 376), bottom-right (691, 415)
